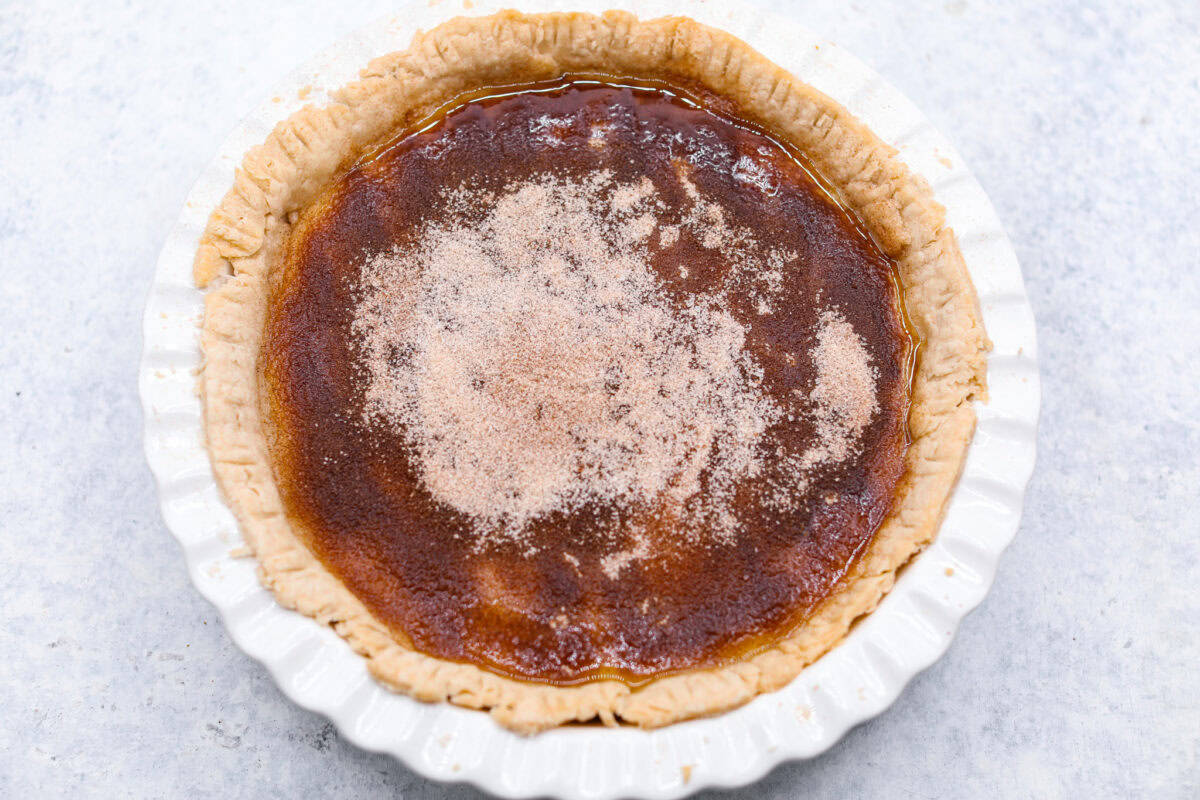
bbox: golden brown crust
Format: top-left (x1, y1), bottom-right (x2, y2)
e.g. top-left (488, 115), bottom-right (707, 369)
top-left (195, 10), bottom-right (989, 733)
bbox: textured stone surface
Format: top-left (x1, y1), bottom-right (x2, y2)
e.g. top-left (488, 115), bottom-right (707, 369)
top-left (1, 0), bottom-right (1197, 797)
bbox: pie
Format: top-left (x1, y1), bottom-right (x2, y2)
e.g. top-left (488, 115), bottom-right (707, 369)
top-left (194, 10), bottom-right (989, 733)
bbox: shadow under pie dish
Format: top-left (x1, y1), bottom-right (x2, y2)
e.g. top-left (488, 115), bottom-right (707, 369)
top-left (194, 9), bottom-right (989, 734)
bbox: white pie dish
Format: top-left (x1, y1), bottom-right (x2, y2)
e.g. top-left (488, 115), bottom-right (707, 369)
top-left (139, 1), bottom-right (1040, 797)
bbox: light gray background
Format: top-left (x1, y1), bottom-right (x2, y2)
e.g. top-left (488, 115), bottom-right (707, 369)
top-left (2, 0), bottom-right (1197, 797)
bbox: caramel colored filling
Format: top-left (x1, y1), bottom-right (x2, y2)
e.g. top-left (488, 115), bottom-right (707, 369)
top-left (264, 79), bottom-right (912, 685)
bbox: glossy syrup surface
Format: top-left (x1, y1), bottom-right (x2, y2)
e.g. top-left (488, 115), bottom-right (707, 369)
top-left (265, 79), bottom-right (912, 685)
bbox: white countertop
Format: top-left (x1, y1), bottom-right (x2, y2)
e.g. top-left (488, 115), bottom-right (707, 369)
top-left (1, 0), bottom-right (1196, 796)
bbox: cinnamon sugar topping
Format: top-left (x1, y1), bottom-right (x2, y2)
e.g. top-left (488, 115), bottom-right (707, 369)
top-left (353, 169), bottom-right (878, 565)
top-left (768, 311), bottom-right (880, 511)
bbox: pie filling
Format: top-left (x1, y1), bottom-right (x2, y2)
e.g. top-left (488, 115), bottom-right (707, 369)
top-left (264, 78), bottom-right (913, 685)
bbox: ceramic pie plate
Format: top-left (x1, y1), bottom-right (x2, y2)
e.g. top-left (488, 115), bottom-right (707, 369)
top-left (139, 0), bottom-right (1040, 796)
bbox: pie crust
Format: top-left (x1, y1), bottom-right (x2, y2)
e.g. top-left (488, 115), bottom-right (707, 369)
top-left (194, 10), bottom-right (989, 733)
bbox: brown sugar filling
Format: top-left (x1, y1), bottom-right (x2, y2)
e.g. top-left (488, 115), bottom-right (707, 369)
top-left (263, 79), bottom-right (913, 685)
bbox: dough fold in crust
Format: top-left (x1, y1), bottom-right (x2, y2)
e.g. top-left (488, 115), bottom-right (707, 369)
top-left (195, 10), bottom-right (989, 733)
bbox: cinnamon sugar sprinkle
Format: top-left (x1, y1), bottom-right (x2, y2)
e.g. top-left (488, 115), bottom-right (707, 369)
top-left (352, 170), bottom-right (878, 570)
